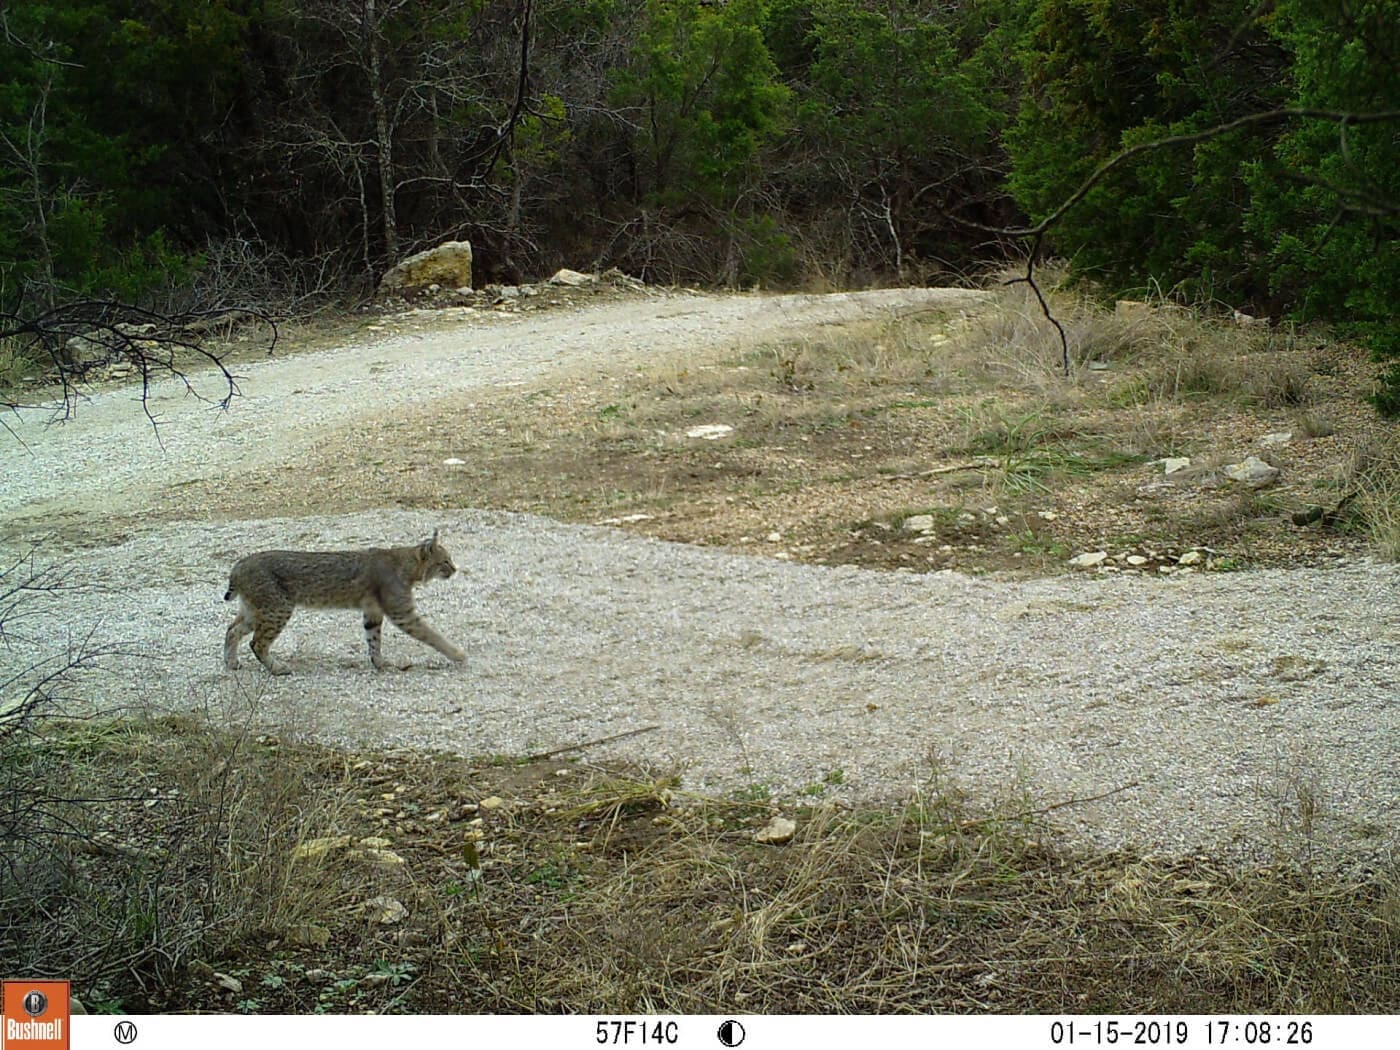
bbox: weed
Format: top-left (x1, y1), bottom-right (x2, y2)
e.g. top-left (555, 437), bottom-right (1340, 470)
top-left (1346, 431), bottom-right (1400, 560)
top-left (1293, 410), bottom-right (1336, 439)
top-left (1010, 530), bottom-right (1067, 558)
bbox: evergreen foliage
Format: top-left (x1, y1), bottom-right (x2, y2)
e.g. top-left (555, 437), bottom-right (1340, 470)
top-left (0, 0), bottom-right (1395, 400)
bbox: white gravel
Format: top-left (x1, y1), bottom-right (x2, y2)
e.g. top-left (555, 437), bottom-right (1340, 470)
top-left (3, 288), bottom-right (1398, 865)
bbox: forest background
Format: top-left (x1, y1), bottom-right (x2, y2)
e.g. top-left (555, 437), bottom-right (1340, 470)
top-left (1, 0), bottom-right (1395, 401)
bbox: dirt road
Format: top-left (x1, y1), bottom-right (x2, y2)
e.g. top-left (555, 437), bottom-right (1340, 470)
top-left (4, 287), bottom-right (1397, 863)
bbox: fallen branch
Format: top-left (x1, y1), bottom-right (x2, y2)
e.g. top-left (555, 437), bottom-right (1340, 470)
top-left (874, 457), bottom-right (998, 482)
top-left (522, 724), bottom-right (660, 762)
top-left (960, 780), bottom-right (1142, 829)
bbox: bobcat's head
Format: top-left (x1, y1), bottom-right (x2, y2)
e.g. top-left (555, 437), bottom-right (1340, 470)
top-left (418, 530), bottom-right (457, 581)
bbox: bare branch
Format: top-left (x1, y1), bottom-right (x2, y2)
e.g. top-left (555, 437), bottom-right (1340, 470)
top-left (1, 300), bottom-right (277, 444)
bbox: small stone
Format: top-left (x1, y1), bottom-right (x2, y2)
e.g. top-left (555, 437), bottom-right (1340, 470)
top-left (1161, 457), bottom-right (1191, 474)
top-left (1177, 550), bottom-right (1204, 566)
top-left (352, 848), bottom-right (407, 869)
top-left (214, 972), bottom-right (243, 995)
top-left (766, 531), bottom-right (783, 542)
top-left (1126, 555), bottom-right (1148, 566)
top-left (291, 835), bottom-right (351, 861)
top-left (902, 514), bottom-right (935, 534)
top-left (1069, 551), bottom-right (1109, 569)
top-left (364, 896), bottom-right (409, 924)
top-left (685, 423), bottom-right (733, 440)
top-left (358, 836), bottom-right (392, 849)
top-left (755, 816), bottom-right (797, 845)
top-left (1037, 510), bottom-right (1058, 521)
top-left (286, 924), bottom-right (331, 947)
top-left (478, 796), bottom-right (504, 810)
top-left (1259, 432), bottom-right (1293, 447)
top-left (442, 457), bottom-right (466, 466)
top-left (304, 969), bottom-right (333, 985)
top-left (548, 268), bottom-right (595, 286)
top-left (1223, 456), bottom-right (1280, 488)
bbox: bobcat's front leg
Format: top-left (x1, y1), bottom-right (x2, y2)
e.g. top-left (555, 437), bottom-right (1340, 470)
top-left (364, 609), bottom-right (386, 671)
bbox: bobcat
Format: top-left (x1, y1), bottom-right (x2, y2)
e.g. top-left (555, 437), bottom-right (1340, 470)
top-left (223, 530), bottom-right (466, 674)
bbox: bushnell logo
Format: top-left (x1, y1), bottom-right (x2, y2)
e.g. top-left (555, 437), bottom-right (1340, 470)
top-left (2, 980), bottom-right (70, 1049)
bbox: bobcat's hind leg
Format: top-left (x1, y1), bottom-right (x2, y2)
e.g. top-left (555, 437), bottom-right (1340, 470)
top-left (224, 602), bottom-right (254, 670)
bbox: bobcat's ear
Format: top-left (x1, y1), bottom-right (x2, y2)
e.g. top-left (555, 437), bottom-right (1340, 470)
top-left (421, 529), bottom-right (440, 554)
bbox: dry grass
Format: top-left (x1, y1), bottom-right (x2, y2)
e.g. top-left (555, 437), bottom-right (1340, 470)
top-left (0, 712), bottom-right (365, 1009)
top-left (1345, 429), bottom-right (1400, 560)
top-left (4, 721), bottom-right (1397, 1014)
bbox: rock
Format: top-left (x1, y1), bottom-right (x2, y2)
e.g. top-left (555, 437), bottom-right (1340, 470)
top-left (61, 331), bottom-right (112, 368)
top-left (214, 972), bottom-right (243, 995)
top-left (755, 816), bottom-right (797, 845)
top-left (1161, 457), bottom-right (1191, 474)
top-left (358, 836), bottom-right (392, 849)
top-left (378, 241), bottom-right (473, 297)
top-left (351, 847), bottom-right (407, 869)
top-left (1177, 550), bottom-right (1204, 566)
top-left (1126, 555), bottom-right (1148, 566)
top-left (601, 267), bottom-right (645, 289)
top-left (1069, 551), bottom-right (1109, 569)
top-left (902, 514), bottom-right (935, 534)
top-left (1259, 431), bottom-right (1293, 447)
top-left (478, 796), bottom-right (504, 810)
top-left (685, 423), bottom-right (733, 440)
top-left (364, 896), bottom-right (409, 924)
top-left (291, 835), bottom-right (351, 861)
top-left (1223, 455), bottom-right (1280, 488)
top-left (286, 923), bottom-right (332, 947)
top-left (1087, 360), bottom-right (1110, 371)
top-left (304, 969), bottom-right (333, 985)
top-left (1232, 309), bottom-right (1269, 327)
top-left (548, 267), bottom-right (596, 287)
top-left (442, 457), bottom-right (466, 466)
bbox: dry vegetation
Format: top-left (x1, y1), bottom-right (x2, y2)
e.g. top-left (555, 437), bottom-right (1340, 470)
top-left (4, 715), bottom-right (1398, 1014)
top-left (157, 269), bottom-right (1393, 577)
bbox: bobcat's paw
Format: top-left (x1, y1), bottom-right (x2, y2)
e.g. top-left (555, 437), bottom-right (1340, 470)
top-left (446, 645), bottom-right (466, 664)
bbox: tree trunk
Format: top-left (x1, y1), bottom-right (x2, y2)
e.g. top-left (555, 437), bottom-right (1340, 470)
top-left (364, 0), bottom-right (398, 265)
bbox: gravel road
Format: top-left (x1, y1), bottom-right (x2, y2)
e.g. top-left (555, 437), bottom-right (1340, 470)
top-left (4, 288), bottom-right (1398, 864)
